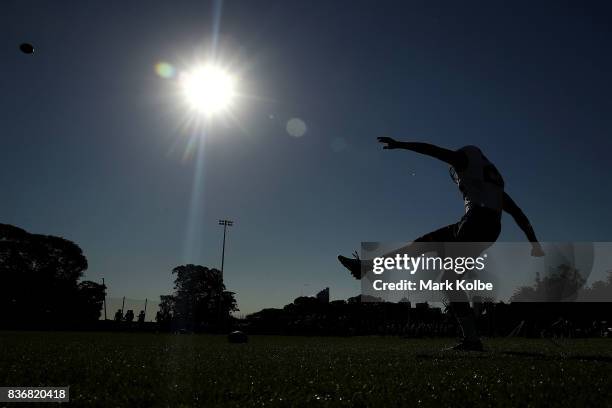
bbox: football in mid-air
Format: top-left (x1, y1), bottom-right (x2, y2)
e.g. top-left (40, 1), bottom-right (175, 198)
top-left (19, 43), bottom-right (34, 55)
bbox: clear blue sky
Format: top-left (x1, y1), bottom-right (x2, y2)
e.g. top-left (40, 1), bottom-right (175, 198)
top-left (2, 0), bottom-right (612, 313)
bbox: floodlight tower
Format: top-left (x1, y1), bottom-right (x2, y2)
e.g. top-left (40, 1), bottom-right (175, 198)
top-left (218, 219), bottom-right (234, 278)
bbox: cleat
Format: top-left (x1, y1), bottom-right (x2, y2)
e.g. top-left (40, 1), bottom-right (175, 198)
top-left (338, 254), bottom-right (363, 280)
top-left (338, 251), bottom-right (372, 280)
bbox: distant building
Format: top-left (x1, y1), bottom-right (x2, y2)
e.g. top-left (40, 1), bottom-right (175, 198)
top-left (398, 297), bottom-right (411, 309)
top-left (316, 287), bottom-right (329, 304)
top-left (348, 294), bottom-right (386, 303)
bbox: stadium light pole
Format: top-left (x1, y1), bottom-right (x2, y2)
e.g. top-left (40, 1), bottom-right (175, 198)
top-left (218, 219), bottom-right (234, 279)
top-left (102, 278), bottom-right (107, 321)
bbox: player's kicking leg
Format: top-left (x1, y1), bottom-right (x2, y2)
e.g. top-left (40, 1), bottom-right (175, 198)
top-left (338, 222), bottom-right (487, 351)
top-left (338, 224), bottom-right (453, 280)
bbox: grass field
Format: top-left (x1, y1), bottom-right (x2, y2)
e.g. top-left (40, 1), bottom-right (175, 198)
top-left (1, 332), bottom-right (611, 407)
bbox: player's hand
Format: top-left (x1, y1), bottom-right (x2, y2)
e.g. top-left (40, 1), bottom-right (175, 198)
top-left (378, 136), bottom-right (401, 149)
top-left (531, 243), bottom-right (545, 257)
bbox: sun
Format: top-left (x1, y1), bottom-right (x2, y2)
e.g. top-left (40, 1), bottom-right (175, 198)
top-left (179, 65), bottom-right (236, 116)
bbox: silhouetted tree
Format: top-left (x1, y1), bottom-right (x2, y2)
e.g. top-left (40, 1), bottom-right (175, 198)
top-left (137, 310), bottom-right (145, 323)
top-left (0, 223), bottom-right (103, 328)
top-left (160, 264), bottom-right (238, 332)
top-left (124, 310), bottom-right (134, 323)
top-left (511, 263), bottom-right (586, 302)
top-left (578, 270), bottom-right (612, 301)
top-left (157, 295), bottom-right (175, 324)
top-left (75, 280), bottom-right (106, 322)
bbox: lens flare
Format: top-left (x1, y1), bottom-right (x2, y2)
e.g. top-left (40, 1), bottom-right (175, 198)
top-left (286, 118), bottom-right (307, 138)
top-left (155, 62), bottom-right (176, 79)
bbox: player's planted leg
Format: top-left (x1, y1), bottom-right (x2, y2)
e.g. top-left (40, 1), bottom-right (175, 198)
top-left (444, 300), bottom-right (484, 352)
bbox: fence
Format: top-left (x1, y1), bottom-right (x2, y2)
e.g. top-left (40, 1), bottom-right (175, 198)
top-left (102, 297), bottom-right (160, 322)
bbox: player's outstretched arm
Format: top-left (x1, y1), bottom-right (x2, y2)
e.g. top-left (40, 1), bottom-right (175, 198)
top-left (502, 192), bottom-right (545, 257)
top-left (377, 137), bottom-right (466, 169)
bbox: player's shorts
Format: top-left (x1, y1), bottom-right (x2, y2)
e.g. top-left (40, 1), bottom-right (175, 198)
top-left (414, 206), bottom-right (502, 312)
top-left (415, 206), bottom-right (502, 246)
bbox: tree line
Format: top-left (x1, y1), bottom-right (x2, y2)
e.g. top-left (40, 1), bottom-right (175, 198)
top-left (1, 223), bottom-right (610, 337)
top-left (0, 223), bottom-right (238, 330)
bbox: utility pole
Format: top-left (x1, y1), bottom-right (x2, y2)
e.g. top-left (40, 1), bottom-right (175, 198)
top-left (218, 219), bottom-right (234, 279)
top-left (102, 278), bottom-right (107, 321)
